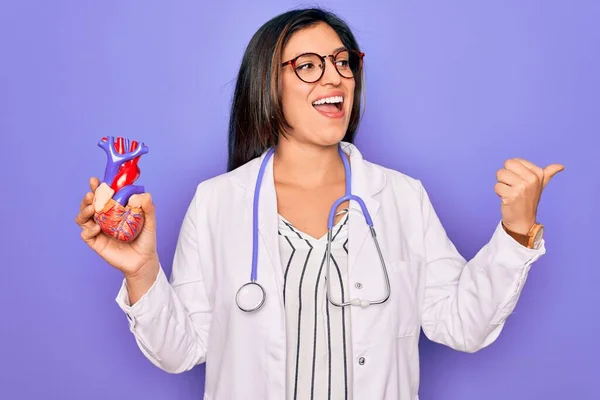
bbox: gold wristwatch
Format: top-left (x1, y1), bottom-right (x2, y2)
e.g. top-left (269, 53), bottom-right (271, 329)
top-left (503, 222), bottom-right (544, 249)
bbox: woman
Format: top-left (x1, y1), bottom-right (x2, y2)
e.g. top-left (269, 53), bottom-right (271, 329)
top-left (76, 8), bottom-right (563, 400)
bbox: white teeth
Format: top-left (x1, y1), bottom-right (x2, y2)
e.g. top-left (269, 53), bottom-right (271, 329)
top-left (312, 96), bottom-right (344, 106)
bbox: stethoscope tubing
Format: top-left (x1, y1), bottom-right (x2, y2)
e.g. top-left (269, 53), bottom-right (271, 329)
top-left (236, 145), bottom-right (390, 312)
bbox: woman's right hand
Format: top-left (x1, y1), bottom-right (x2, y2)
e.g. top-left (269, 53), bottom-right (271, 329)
top-left (75, 177), bottom-right (159, 278)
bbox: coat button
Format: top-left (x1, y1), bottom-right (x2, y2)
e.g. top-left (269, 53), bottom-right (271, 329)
top-left (354, 282), bottom-right (363, 289)
top-left (358, 357), bottom-right (365, 365)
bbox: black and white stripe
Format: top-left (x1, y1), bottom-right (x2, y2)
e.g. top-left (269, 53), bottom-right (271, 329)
top-left (279, 214), bottom-right (352, 400)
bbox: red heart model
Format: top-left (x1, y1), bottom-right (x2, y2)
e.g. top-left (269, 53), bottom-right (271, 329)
top-left (93, 136), bottom-right (149, 242)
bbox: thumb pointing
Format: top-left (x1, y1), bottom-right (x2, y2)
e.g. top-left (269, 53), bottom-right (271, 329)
top-left (542, 163), bottom-right (565, 187)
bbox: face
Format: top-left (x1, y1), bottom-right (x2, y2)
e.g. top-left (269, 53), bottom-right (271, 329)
top-left (279, 22), bottom-right (356, 147)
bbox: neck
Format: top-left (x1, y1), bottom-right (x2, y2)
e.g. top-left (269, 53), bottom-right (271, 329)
top-left (273, 138), bottom-right (346, 189)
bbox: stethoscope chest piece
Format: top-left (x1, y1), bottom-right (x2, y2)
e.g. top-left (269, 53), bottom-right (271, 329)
top-left (236, 282), bottom-right (266, 312)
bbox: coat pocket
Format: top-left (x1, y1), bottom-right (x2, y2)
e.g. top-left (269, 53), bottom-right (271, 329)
top-left (388, 260), bottom-right (421, 338)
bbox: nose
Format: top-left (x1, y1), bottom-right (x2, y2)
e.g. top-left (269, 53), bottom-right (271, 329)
top-left (320, 56), bottom-right (342, 86)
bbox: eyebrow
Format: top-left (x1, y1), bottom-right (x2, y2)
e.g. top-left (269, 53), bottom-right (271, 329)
top-left (289, 46), bottom-right (347, 59)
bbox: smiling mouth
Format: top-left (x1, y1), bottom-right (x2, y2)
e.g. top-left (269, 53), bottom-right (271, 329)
top-left (312, 95), bottom-right (343, 112)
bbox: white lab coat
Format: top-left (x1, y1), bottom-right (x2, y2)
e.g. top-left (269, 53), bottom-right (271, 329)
top-left (116, 142), bottom-right (545, 400)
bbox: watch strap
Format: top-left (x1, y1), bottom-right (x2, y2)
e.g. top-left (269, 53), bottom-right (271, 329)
top-left (502, 222), bottom-right (541, 249)
top-left (502, 223), bottom-right (530, 247)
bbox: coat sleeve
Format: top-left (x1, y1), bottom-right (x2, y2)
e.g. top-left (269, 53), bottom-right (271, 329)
top-left (418, 181), bottom-right (545, 352)
top-left (114, 183), bottom-right (213, 373)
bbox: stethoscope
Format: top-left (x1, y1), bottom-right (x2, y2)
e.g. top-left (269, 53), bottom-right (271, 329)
top-left (235, 145), bottom-right (391, 312)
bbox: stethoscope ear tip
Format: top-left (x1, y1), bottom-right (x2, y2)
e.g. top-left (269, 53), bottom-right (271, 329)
top-left (349, 298), bottom-right (370, 308)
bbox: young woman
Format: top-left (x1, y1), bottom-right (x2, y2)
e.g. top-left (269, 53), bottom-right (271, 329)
top-left (75, 8), bottom-right (563, 400)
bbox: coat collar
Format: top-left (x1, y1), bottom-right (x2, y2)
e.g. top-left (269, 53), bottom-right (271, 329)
top-left (228, 142), bottom-right (385, 197)
top-left (227, 142), bottom-right (386, 284)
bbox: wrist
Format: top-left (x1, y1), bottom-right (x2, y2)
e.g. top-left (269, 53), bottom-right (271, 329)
top-left (125, 257), bottom-right (159, 287)
top-left (502, 221), bottom-right (544, 249)
top-left (502, 220), bottom-right (535, 236)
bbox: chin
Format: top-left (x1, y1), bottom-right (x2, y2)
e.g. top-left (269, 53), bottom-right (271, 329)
top-left (286, 122), bottom-right (348, 148)
top-left (315, 129), bottom-right (347, 146)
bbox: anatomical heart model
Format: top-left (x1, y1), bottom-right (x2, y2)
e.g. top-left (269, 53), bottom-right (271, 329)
top-left (93, 136), bottom-right (149, 242)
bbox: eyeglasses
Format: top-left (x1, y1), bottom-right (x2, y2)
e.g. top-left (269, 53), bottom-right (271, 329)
top-left (281, 49), bottom-right (365, 83)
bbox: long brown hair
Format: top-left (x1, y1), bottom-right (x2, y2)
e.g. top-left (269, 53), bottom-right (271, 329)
top-left (227, 8), bottom-right (364, 171)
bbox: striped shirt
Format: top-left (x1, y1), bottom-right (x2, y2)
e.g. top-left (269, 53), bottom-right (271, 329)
top-left (278, 213), bottom-right (353, 400)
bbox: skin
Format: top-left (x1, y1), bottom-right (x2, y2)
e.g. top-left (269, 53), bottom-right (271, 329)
top-left (75, 21), bottom-right (564, 306)
top-left (495, 158), bottom-right (564, 235)
top-left (274, 22), bottom-right (355, 239)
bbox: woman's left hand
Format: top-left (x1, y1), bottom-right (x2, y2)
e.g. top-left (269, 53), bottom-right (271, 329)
top-left (494, 158), bottom-right (564, 234)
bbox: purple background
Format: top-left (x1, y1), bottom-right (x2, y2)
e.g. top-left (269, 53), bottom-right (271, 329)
top-left (1, 1), bottom-right (598, 399)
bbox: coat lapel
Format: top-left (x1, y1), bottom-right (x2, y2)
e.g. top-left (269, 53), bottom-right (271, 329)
top-left (253, 153), bottom-right (285, 292)
top-left (235, 151), bottom-right (285, 298)
top-left (340, 142), bottom-right (384, 276)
